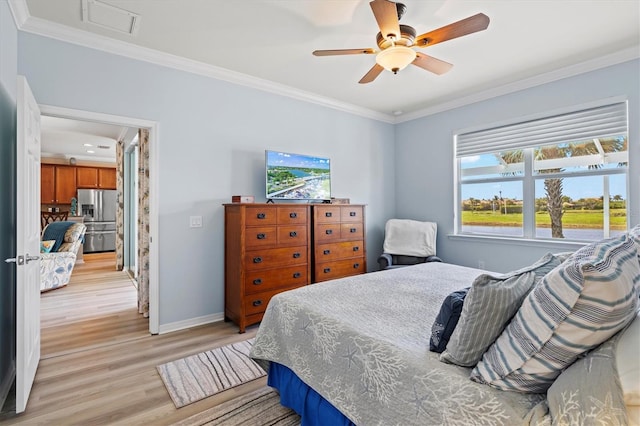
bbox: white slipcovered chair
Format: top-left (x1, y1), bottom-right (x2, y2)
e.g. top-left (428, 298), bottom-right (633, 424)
top-left (40, 222), bottom-right (86, 292)
top-left (377, 219), bottom-right (441, 270)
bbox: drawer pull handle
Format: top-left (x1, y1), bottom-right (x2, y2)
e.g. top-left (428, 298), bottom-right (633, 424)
top-left (353, 246), bottom-right (359, 251)
top-left (257, 213), bottom-right (266, 219)
top-left (350, 228), bottom-right (357, 233)
top-left (325, 212), bottom-right (332, 217)
top-left (324, 267), bottom-right (331, 273)
top-left (253, 257), bottom-right (262, 263)
top-left (293, 252), bottom-right (301, 259)
top-left (252, 300), bottom-right (263, 307)
top-left (350, 211), bottom-right (356, 217)
top-left (257, 233), bottom-right (266, 239)
top-left (326, 229), bottom-right (333, 235)
top-left (289, 231), bottom-right (297, 237)
top-left (353, 263), bottom-right (360, 269)
top-left (323, 249), bottom-right (331, 255)
top-left (253, 278), bottom-right (262, 285)
top-left (289, 212), bottom-right (297, 218)
top-left (293, 272), bottom-right (301, 278)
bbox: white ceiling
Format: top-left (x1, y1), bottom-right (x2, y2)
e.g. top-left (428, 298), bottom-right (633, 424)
top-left (15, 0), bottom-right (640, 124)
top-left (40, 116), bottom-right (129, 162)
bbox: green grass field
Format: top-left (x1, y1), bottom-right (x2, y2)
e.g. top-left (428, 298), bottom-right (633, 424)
top-left (462, 209), bottom-right (627, 229)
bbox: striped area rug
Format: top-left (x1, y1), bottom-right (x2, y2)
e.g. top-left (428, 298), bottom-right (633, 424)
top-left (157, 338), bottom-right (266, 408)
top-left (172, 387), bottom-right (300, 426)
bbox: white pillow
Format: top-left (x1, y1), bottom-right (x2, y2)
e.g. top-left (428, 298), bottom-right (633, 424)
top-left (616, 309), bottom-right (640, 424)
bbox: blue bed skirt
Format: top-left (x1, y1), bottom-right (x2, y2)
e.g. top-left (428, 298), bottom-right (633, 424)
top-left (268, 362), bottom-right (355, 426)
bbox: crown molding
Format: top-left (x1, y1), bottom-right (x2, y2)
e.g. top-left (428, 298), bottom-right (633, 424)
top-left (396, 47), bottom-right (640, 124)
top-left (10, 0), bottom-right (638, 126)
top-left (41, 152), bottom-right (115, 163)
top-left (10, 0), bottom-right (395, 124)
top-left (7, 0), bottom-right (29, 27)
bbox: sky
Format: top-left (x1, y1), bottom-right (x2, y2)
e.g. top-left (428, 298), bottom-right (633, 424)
top-left (266, 150), bottom-right (330, 170)
top-left (461, 154), bottom-right (627, 201)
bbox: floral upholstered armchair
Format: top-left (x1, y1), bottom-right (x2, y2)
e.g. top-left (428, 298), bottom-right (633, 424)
top-left (40, 222), bottom-right (86, 292)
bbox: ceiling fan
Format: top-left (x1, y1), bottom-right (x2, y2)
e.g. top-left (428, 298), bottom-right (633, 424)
top-left (312, 0), bottom-right (490, 84)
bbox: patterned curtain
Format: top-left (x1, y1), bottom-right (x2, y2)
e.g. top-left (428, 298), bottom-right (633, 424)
top-left (137, 128), bottom-right (150, 317)
top-left (115, 140), bottom-right (124, 271)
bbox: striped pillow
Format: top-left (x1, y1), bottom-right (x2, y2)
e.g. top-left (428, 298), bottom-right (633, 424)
top-left (630, 225), bottom-right (640, 264)
top-left (471, 234), bottom-right (640, 393)
top-left (439, 252), bottom-right (565, 367)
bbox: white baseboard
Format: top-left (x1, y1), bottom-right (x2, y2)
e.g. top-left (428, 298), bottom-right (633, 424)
top-left (158, 312), bottom-right (224, 335)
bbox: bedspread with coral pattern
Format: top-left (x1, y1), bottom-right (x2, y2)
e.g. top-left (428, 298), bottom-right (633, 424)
top-left (250, 262), bottom-right (547, 426)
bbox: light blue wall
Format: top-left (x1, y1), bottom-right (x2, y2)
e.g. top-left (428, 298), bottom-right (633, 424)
top-left (0, 0), bottom-right (18, 407)
top-left (395, 59), bottom-right (640, 273)
top-left (17, 33), bottom-right (396, 327)
top-left (16, 29), bottom-right (638, 328)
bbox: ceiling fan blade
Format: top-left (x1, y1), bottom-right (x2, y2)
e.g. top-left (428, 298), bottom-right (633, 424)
top-left (370, 0), bottom-right (401, 41)
top-left (313, 48), bottom-right (376, 56)
top-left (412, 53), bottom-right (453, 75)
top-left (359, 64), bottom-right (384, 84)
top-left (414, 13), bottom-right (490, 47)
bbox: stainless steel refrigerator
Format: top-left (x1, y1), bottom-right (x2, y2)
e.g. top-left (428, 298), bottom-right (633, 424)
top-left (77, 189), bottom-right (117, 253)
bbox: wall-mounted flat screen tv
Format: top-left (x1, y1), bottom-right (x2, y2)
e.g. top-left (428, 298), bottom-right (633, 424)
top-left (265, 150), bottom-right (331, 201)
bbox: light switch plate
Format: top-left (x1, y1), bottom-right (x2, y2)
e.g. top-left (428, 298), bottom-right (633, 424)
top-left (189, 215), bottom-right (203, 228)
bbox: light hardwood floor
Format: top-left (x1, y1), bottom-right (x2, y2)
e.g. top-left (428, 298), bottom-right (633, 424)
top-left (2, 253), bottom-right (262, 425)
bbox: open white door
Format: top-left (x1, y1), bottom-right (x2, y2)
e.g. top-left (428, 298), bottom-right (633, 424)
top-left (15, 75), bottom-right (41, 413)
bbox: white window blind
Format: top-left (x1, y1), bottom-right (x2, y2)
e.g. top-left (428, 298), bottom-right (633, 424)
top-left (456, 102), bottom-right (627, 157)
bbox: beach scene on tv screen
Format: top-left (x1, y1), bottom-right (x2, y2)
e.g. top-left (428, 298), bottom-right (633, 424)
top-left (266, 151), bottom-right (331, 200)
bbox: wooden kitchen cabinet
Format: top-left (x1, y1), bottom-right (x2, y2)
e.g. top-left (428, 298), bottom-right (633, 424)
top-left (42, 164), bottom-right (115, 204)
top-left (41, 164), bottom-right (56, 203)
top-left (76, 167), bottom-right (116, 189)
top-left (54, 166), bottom-right (77, 204)
top-left (41, 164), bottom-right (77, 204)
top-left (98, 168), bottom-right (117, 189)
top-left (76, 167), bottom-right (99, 188)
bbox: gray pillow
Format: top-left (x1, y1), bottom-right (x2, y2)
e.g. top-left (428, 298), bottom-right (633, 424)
top-left (440, 252), bottom-right (565, 367)
top-left (546, 330), bottom-right (629, 425)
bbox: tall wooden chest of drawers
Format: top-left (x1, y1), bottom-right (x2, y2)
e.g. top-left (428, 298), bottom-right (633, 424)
top-left (313, 205), bottom-right (366, 282)
top-left (224, 204), bottom-right (311, 333)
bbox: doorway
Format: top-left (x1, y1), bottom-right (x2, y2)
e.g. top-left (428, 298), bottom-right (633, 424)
top-left (38, 105), bottom-right (159, 335)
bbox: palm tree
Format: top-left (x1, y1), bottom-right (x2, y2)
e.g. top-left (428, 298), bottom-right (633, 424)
top-left (497, 137), bottom-right (627, 238)
top-left (468, 197), bottom-right (476, 212)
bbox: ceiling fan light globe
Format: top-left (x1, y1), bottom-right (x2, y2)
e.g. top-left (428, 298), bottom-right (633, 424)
top-left (375, 46), bottom-right (416, 73)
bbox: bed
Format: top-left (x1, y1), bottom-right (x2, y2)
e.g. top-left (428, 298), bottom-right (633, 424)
top-left (250, 232), bottom-right (640, 425)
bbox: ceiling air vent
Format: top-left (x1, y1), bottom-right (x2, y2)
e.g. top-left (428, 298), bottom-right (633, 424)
top-left (97, 145), bottom-right (111, 150)
top-left (81, 0), bottom-right (140, 36)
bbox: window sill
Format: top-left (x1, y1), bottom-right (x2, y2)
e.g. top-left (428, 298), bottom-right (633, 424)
top-left (447, 233), bottom-right (587, 251)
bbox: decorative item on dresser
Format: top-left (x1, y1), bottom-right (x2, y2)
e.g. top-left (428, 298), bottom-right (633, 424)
top-left (224, 203), bottom-right (312, 333)
top-left (231, 195), bottom-right (255, 203)
top-left (312, 204), bottom-right (366, 282)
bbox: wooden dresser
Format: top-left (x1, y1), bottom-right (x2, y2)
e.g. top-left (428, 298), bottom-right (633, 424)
top-left (224, 204), bottom-right (311, 333)
top-left (313, 204), bottom-right (366, 282)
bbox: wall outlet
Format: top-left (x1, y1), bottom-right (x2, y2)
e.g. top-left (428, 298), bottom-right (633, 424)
top-left (189, 215), bottom-right (203, 228)
top-left (478, 260), bottom-right (485, 269)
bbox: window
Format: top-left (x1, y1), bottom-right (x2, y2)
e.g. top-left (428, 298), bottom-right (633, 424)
top-left (456, 102), bottom-right (628, 242)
